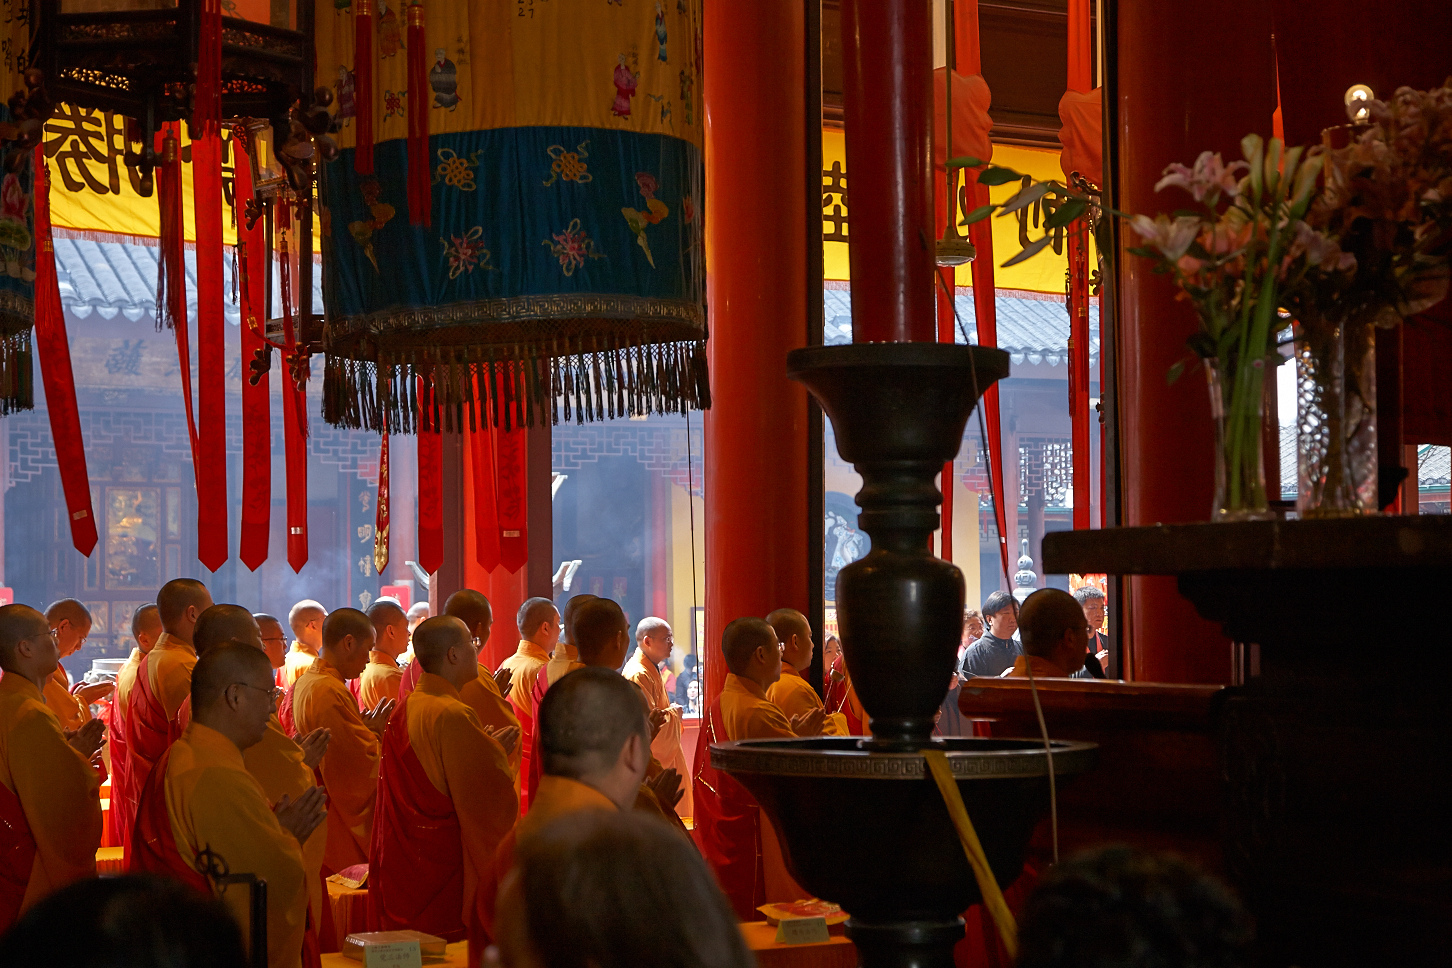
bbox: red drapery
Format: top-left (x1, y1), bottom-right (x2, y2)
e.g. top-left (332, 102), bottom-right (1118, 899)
top-left (235, 139), bottom-right (272, 571)
top-left (1062, 0), bottom-right (1096, 531)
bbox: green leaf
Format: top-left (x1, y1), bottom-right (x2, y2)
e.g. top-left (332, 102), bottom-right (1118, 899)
top-left (946, 155), bottom-right (984, 169)
top-left (976, 166), bottom-right (1023, 187)
top-left (959, 203), bottom-right (995, 226)
top-left (1044, 197), bottom-right (1089, 229)
top-left (998, 181), bottom-right (1053, 216)
top-left (1001, 234), bottom-right (1055, 267)
top-left (1167, 359), bottom-right (1187, 385)
top-left (1126, 245), bottom-right (1155, 258)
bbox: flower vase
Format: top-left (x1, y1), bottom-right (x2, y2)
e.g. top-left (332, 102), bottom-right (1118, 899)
top-left (1295, 316), bottom-right (1379, 517)
top-left (1207, 359), bottom-right (1272, 522)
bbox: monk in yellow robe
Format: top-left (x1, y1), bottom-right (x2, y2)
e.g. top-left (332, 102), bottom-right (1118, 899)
top-left (766, 608), bottom-right (849, 736)
top-left (255, 613), bottom-right (289, 687)
top-left (696, 616), bottom-right (822, 918)
top-left (522, 594), bottom-right (595, 799)
top-left (292, 608), bottom-right (392, 874)
top-left (359, 600), bottom-right (408, 710)
top-left (370, 616), bottom-right (520, 966)
top-left (622, 616), bottom-right (693, 819)
top-left (133, 643), bottom-right (327, 968)
top-left (1004, 589), bottom-right (1087, 680)
top-left (110, 603), bottom-right (162, 859)
top-left (484, 662), bottom-right (653, 936)
top-left (499, 597), bottom-right (558, 800)
top-left (282, 601), bottom-right (327, 689)
top-left (0, 604), bottom-right (103, 930)
top-left (41, 600), bottom-right (111, 735)
top-left (439, 590), bottom-right (521, 780)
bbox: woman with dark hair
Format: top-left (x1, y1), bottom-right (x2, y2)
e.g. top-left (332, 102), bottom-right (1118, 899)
top-left (492, 810), bottom-right (753, 968)
top-left (0, 873), bottom-right (248, 968)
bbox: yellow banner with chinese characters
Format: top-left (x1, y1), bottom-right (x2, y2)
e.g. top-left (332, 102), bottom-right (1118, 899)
top-left (822, 128), bottom-right (1090, 294)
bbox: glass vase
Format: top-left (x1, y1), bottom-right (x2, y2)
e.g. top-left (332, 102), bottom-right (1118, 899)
top-left (1207, 358), bottom-right (1272, 522)
top-left (1295, 317), bottom-right (1379, 517)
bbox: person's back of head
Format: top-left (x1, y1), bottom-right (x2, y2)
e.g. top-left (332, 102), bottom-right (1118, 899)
top-left (443, 588), bottom-right (493, 639)
top-left (721, 616), bottom-right (777, 676)
top-left (406, 602), bottom-right (430, 624)
top-left (0, 873), bottom-right (248, 968)
top-left (1018, 588), bottom-right (1086, 661)
top-left (191, 643), bottom-right (275, 718)
top-left (1016, 845), bottom-right (1253, 968)
top-left (44, 599), bottom-right (91, 633)
top-left (288, 600), bottom-right (326, 641)
top-left (0, 603), bottom-right (49, 675)
top-left (518, 596), bottom-right (559, 642)
top-left (131, 603), bottom-right (162, 651)
top-left (412, 616), bottom-right (472, 677)
top-left (574, 598), bottom-right (629, 668)
top-left (192, 604), bottom-right (261, 657)
top-left (368, 599), bottom-right (408, 655)
top-left (499, 810), bottom-right (754, 968)
top-left (538, 666), bottom-right (648, 782)
top-left (561, 594), bottom-right (598, 646)
top-left (157, 579), bottom-right (212, 637)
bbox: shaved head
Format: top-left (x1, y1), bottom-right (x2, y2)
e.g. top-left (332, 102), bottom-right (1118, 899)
top-left (45, 599), bottom-right (91, 630)
top-left (766, 608), bottom-right (809, 645)
top-left (561, 594), bottom-right (597, 644)
top-left (444, 589), bottom-right (492, 637)
top-left (634, 616), bottom-right (670, 644)
top-left (722, 617), bottom-right (777, 675)
top-left (574, 598), bottom-right (628, 664)
top-left (368, 600), bottom-right (407, 636)
top-left (1019, 588), bottom-right (1088, 659)
top-left (539, 667), bottom-right (650, 780)
top-left (412, 616), bottom-right (471, 674)
top-left (131, 604), bottom-right (161, 642)
top-left (157, 579), bottom-right (211, 632)
top-left (193, 605), bottom-right (262, 657)
top-left (322, 608), bottom-right (372, 648)
top-left (191, 644), bottom-right (273, 714)
top-left (0, 604), bottom-right (47, 668)
top-left (288, 600), bottom-right (326, 637)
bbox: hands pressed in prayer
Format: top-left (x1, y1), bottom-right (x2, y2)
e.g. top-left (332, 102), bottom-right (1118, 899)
top-left (646, 767), bottom-right (684, 809)
top-left (65, 718), bottom-right (106, 759)
top-left (790, 708), bottom-right (826, 737)
top-left (75, 681), bottom-right (115, 705)
top-left (274, 786), bottom-right (328, 844)
top-left (648, 707), bottom-right (669, 740)
top-left (493, 667), bottom-right (514, 698)
top-left (484, 724), bottom-right (521, 758)
top-left (297, 728), bottom-right (331, 770)
top-left (362, 699), bottom-right (395, 736)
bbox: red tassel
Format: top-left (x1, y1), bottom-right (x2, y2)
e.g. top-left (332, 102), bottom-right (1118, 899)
top-left (471, 381), bottom-right (499, 572)
top-left (235, 136), bottom-right (272, 571)
top-left (406, 2), bottom-right (431, 226)
top-left (354, 0), bottom-right (375, 175)
top-left (32, 148), bottom-right (98, 558)
top-left (374, 433), bottom-right (390, 573)
top-left (417, 377), bottom-right (443, 575)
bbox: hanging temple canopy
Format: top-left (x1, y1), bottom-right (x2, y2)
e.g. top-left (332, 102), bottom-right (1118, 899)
top-left (315, 0), bottom-right (709, 434)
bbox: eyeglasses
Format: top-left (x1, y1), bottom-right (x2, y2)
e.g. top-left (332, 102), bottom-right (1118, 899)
top-left (26, 629), bottom-right (60, 647)
top-left (232, 682), bottom-right (284, 702)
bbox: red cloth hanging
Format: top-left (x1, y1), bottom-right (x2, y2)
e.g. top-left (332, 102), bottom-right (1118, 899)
top-left (962, 177), bottom-right (1010, 578)
top-left (354, 0), bottom-right (375, 175)
top-left (32, 148), bottom-right (98, 558)
top-left (1062, 0), bottom-right (1096, 531)
top-left (375, 433), bottom-right (390, 574)
top-left (471, 386), bottom-right (501, 573)
top-left (494, 403), bottom-right (528, 573)
top-left (280, 218), bottom-right (309, 573)
top-left (417, 378), bottom-right (443, 575)
top-left (405, 2), bottom-right (431, 226)
top-left (933, 68), bottom-right (993, 171)
top-left (235, 138), bottom-right (272, 571)
top-left (1057, 88), bottom-right (1103, 187)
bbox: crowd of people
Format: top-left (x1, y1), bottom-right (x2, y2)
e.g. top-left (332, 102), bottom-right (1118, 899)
top-left (0, 581), bottom-right (1255, 968)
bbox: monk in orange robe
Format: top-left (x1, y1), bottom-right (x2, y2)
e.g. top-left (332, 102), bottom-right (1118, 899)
top-left (766, 609), bottom-right (850, 736)
top-left (521, 593), bottom-right (594, 803)
top-left (41, 600), bottom-right (113, 735)
top-left (622, 616), bottom-right (693, 819)
top-left (359, 601), bottom-right (407, 710)
top-left (0, 604), bottom-right (103, 930)
top-left (498, 597), bottom-right (558, 806)
top-left (256, 613), bottom-right (290, 687)
top-left (371, 616), bottom-right (520, 966)
top-left (437, 590), bottom-right (521, 780)
top-left (1003, 589), bottom-right (1087, 680)
top-left (292, 608), bottom-right (392, 874)
top-left (484, 662), bottom-right (653, 936)
top-left (282, 601), bottom-right (327, 689)
top-left (694, 616), bottom-right (823, 919)
top-left (133, 643), bottom-right (327, 968)
top-left (123, 578), bottom-right (212, 867)
top-left (110, 603), bottom-right (162, 860)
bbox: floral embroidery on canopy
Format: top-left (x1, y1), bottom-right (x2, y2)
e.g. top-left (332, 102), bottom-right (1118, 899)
top-left (441, 226), bottom-right (494, 279)
top-left (543, 219), bottom-right (605, 277)
top-left (543, 141), bottom-right (592, 187)
top-left (622, 172), bottom-right (669, 267)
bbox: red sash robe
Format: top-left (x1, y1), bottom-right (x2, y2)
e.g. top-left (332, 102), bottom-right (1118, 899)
top-left (522, 670), bottom-right (554, 811)
top-left (368, 696), bottom-right (467, 943)
top-left (106, 695), bottom-right (134, 859)
top-left (0, 779), bottom-right (36, 932)
top-left (121, 653), bottom-right (180, 867)
top-left (690, 701), bottom-right (764, 920)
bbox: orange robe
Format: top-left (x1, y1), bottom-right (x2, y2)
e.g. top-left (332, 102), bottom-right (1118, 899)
top-left (122, 633), bottom-right (195, 863)
top-left (292, 657), bottom-right (379, 872)
top-left (0, 672), bottom-right (102, 929)
top-left (1004, 655), bottom-right (1071, 679)
top-left (459, 663), bottom-right (522, 781)
top-left (695, 673), bottom-right (806, 919)
top-left (358, 652), bottom-right (402, 711)
top-left (522, 654), bottom-right (582, 808)
top-left (243, 714), bottom-right (329, 943)
top-left (135, 721), bottom-right (309, 968)
top-left (43, 666), bottom-right (90, 732)
top-left (109, 647), bottom-right (144, 860)
top-left (497, 641), bottom-right (550, 798)
top-left (623, 651), bottom-right (693, 819)
top-left (370, 674), bottom-right (517, 966)
top-left (767, 666), bottom-right (850, 736)
top-left (282, 643), bottom-right (319, 689)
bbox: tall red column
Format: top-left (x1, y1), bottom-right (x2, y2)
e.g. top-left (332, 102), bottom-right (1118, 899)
top-left (701, 3), bottom-right (810, 707)
top-left (841, 0), bottom-right (936, 344)
top-left (1115, 0), bottom-right (1275, 683)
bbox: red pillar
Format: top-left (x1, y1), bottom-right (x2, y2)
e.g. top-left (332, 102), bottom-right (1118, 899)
top-left (701, 2), bottom-right (810, 707)
top-left (1115, 0), bottom-right (1275, 683)
top-left (841, 0), bottom-right (936, 344)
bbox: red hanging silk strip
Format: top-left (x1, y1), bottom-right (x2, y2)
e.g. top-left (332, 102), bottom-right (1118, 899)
top-left (405, 2), bottom-right (431, 226)
top-left (280, 219), bottom-right (309, 572)
top-left (374, 433), bottom-right (390, 574)
top-left (354, 0), bottom-right (375, 175)
top-left (235, 137), bottom-right (271, 571)
top-left (963, 177), bottom-right (1009, 578)
top-left (471, 378), bottom-right (500, 572)
top-left (31, 149), bottom-right (98, 557)
top-left (495, 416), bottom-right (528, 575)
top-left (1064, 0), bottom-right (1093, 531)
top-left (192, 0), bottom-right (228, 571)
top-left (417, 378), bottom-right (443, 575)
